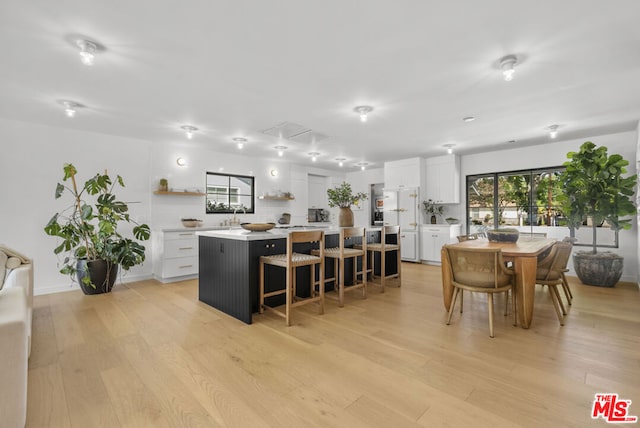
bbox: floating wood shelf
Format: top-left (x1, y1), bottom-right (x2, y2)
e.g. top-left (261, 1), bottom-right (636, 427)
top-left (258, 195), bottom-right (295, 201)
top-left (153, 191), bottom-right (205, 196)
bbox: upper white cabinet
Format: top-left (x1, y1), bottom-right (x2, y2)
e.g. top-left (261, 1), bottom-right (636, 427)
top-left (425, 154), bottom-right (460, 204)
top-left (384, 157), bottom-right (425, 189)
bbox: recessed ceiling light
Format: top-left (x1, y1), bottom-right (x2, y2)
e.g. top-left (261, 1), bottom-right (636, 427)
top-left (508, 140), bottom-right (517, 144)
top-left (353, 105), bottom-right (373, 122)
top-left (335, 157), bottom-right (346, 167)
top-left (548, 124), bottom-right (559, 139)
top-left (181, 125), bottom-right (198, 139)
top-left (76, 39), bottom-right (101, 66)
top-left (176, 157), bottom-right (187, 167)
top-left (462, 116), bottom-right (475, 122)
top-left (274, 145), bottom-right (287, 157)
top-left (57, 99), bottom-right (83, 117)
top-left (308, 152), bottom-right (320, 162)
top-left (356, 161), bottom-right (369, 171)
top-left (499, 54), bottom-right (518, 81)
top-left (443, 144), bottom-right (455, 154)
top-left (233, 137), bottom-right (247, 149)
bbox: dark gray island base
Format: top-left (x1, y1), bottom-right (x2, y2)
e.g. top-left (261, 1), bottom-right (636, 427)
top-left (197, 228), bottom-right (396, 324)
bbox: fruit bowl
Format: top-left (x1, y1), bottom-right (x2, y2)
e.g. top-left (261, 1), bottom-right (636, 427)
top-left (240, 223), bottom-right (276, 232)
top-left (181, 218), bottom-right (203, 228)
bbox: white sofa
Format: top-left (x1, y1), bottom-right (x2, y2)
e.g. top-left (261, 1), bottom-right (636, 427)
top-left (0, 252), bottom-right (33, 428)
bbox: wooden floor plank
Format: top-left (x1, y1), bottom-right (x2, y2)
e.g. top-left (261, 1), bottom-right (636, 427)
top-left (27, 263), bottom-right (640, 427)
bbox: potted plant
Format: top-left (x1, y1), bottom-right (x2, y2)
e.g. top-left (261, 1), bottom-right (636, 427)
top-left (327, 181), bottom-right (368, 227)
top-left (159, 178), bottom-right (168, 192)
top-left (423, 199), bottom-right (444, 224)
top-left (557, 141), bottom-right (636, 287)
top-left (44, 164), bottom-right (151, 294)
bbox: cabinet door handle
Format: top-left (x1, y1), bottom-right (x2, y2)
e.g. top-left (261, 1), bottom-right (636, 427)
top-left (179, 247), bottom-right (194, 250)
top-left (409, 222), bottom-right (417, 227)
top-left (179, 265), bottom-right (193, 269)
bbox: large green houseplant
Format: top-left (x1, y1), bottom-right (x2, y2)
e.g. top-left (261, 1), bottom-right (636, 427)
top-left (557, 141), bottom-right (636, 286)
top-left (44, 164), bottom-right (151, 294)
top-left (327, 181), bottom-right (368, 227)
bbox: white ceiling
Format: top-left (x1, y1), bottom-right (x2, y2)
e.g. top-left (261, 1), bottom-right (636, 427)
top-left (2, 0), bottom-right (640, 171)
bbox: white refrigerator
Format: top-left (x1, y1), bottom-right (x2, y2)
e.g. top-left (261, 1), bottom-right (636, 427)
top-left (383, 187), bottom-right (420, 262)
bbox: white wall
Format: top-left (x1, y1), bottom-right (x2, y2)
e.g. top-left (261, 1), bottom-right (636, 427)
top-left (450, 130), bottom-right (638, 282)
top-left (0, 117), bottom-right (152, 294)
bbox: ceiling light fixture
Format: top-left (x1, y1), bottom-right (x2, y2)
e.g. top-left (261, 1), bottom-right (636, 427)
top-left (548, 124), bottom-right (559, 139)
top-left (499, 54), bottom-right (518, 81)
top-left (353, 105), bottom-right (373, 122)
top-left (270, 169), bottom-right (279, 177)
top-left (463, 116), bottom-right (475, 122)
top-left (181, 125), bottom-right (198, 139)
top-left (233, 137), bottom-right (247, 149)
top-left (176, 157), bottom-right (187, 167)
top-left (76, 39), bottom-right (98, 66)
top-left (443, 144), bottom-right (455, 154)
top-left (335, 157), bottom-right (346, 167)
top-left (309, 152), bottom-right (320, 162)
top-left (57, 100), bottom-right (82, 117)
top-left (357, 162), bottom-right (369, 171)
top-left (274, 145), bottom-right (287, 157)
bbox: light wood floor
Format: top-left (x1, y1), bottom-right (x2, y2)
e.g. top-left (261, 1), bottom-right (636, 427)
top-left (27, 263), bottom-right (640, 427)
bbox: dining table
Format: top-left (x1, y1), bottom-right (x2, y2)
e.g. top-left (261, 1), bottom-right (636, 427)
top-left (440, 237), bottom-right (556, 329)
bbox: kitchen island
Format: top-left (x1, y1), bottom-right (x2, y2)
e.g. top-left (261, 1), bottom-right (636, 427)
top-left (197, 226), bottom-right (393, 323)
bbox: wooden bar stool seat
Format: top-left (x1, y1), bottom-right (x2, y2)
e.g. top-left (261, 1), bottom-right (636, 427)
top-left (312, 227), bottom-right (367, 307)
top-left (355, 225), bottom-right (401, 291)
top-left (259, 230), bottom-right (325, 326)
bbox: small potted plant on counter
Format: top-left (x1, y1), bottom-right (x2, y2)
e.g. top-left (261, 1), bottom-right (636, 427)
top-left (423, 199), bottom-right (444, 224)
top-left (327, 181), bottom-right (368, 227)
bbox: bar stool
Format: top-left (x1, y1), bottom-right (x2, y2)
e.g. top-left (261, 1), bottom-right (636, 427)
top-left (312, 227), bottom-right (367, 307)
top-left (259, 230), bottom-right (325, 326)
top-left (357, 225), bottom-right (401, 291)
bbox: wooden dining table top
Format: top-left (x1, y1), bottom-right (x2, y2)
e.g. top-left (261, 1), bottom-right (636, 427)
top-left (447, 237), bottom-right (555, 257)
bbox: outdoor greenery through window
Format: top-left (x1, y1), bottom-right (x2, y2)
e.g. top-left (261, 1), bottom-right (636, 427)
top-left (466, 167), bottom-right (619, 247)
top-left (206, 172), bottom-right (255, 214)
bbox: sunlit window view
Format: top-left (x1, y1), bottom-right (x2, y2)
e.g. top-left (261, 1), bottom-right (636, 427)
top-left (467, 167), bottom-right (619, 247)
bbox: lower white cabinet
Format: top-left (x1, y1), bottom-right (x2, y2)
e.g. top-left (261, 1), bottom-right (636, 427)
top-left (400, 231), bottom-right (418, 262)
top-left (153, 230), bottom-right (200, 282)
top-left (420, 224), bottom-right (461, 264)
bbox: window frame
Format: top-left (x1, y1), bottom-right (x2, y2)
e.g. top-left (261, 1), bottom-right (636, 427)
top-left (205, 171), bottom-right (255, 214)
top-left (465, 166), bottom-right (620, 249)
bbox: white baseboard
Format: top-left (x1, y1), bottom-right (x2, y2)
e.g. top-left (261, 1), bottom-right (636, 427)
top-left (34, 273), bottom-right (154, 296)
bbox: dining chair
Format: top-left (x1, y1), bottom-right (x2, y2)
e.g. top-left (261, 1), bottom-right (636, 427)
top-left (535, 241), bottom-right (573, 325)
top-left (312, 227), bottom-right (367, 307)
top-left (442, 245), bottom-right (516, 338)
top-left (259, 230), bottom-right (325, 326)
top-left (356, 225), bottom-right (401, 291)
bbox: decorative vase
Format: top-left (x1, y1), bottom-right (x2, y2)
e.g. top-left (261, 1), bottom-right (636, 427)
top-left (77, 259), bottom-right (118, 294)
top-left (430, 215), bottom-right (437, 224)
top-left (338, 207), bottom-right (354, 227)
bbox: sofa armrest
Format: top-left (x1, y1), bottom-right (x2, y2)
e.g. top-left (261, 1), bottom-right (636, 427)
top-left (0, 286), bottom-right (28, 428)
top-left (3, 263), bottom-right (33, 356)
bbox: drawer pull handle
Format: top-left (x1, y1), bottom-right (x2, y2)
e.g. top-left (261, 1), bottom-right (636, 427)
top-left (179, 265), bottom-right (193, 269)
top-left (179, 247), bottom-right (194, 250)
top-left (178, 233), bottom-right (193, 236)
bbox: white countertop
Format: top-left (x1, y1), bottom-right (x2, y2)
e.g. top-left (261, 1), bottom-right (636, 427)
top-left (197, 225), bottom-right (381, 241)
top-left (160, 226), bottom-right (231, 232)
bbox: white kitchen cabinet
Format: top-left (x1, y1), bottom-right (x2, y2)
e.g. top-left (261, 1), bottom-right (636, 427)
top-left (384, 157), bottom-right (425, 189)
top-left (425, 154), bottom-right (460, 204)
top-left (400, 231), bottom-right (418, 261)
top-left (420, 224), bottom-right (461, 264)
top-left (153, 229), bottom-right (200, 282)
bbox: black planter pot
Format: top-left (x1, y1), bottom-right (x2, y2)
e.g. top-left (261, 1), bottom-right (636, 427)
top-left (77, 259), bottom-right (118, 294)
top-left (573, 251), bottom-right (623, 287)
